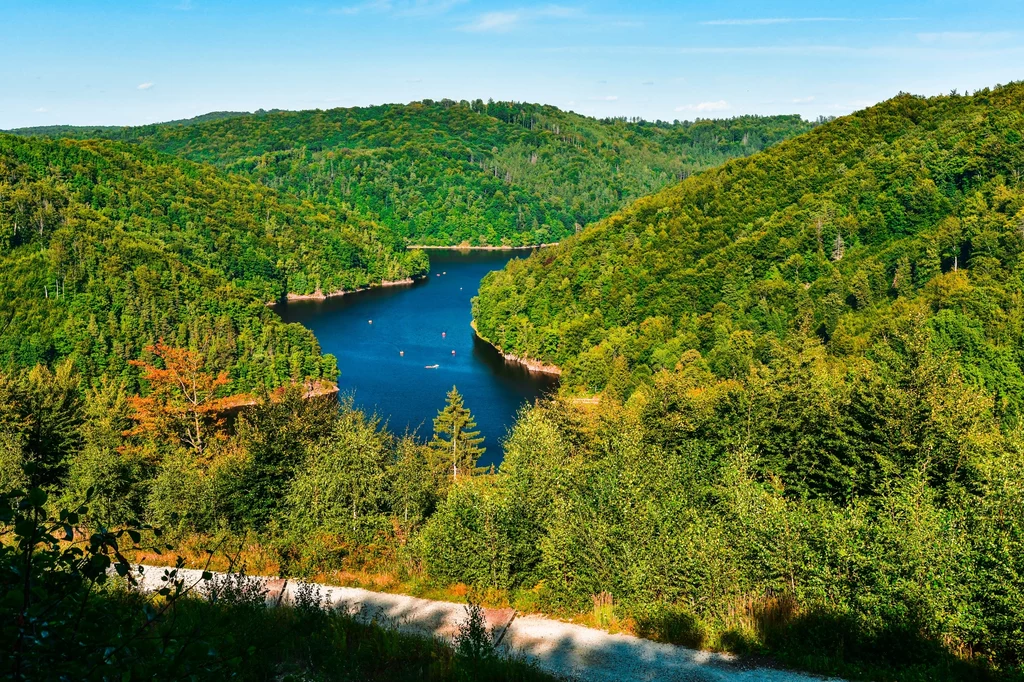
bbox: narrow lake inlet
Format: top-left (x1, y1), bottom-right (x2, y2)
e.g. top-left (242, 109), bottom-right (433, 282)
top-left (274, 249), bottom-right (558, 468)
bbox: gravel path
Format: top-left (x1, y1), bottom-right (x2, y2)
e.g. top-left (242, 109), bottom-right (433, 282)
top-left (127, 565), bottom-right (839, 682)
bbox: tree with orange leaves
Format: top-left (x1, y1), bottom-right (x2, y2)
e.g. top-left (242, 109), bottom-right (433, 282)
top-left (126, 342), bottom-right (233, 458)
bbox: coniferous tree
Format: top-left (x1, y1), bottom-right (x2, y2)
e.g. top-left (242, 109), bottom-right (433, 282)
top-left (430, 386), bottom-right (485, 483)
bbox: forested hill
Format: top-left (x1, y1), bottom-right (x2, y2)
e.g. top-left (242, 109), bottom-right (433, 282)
top-left (6, 111), bottom-right (250, 141)
top-left (474, 84), bottom-right (1024, 409)
top-left (0, 133), bottom-right (427, 390)
top-left (11, 102), bottom-right (813, 246)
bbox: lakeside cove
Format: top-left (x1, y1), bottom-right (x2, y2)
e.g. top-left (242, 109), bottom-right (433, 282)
top-left (470, 320), bottom-right (562, 376)
top-left (273, 249), bottom-right (558, 466)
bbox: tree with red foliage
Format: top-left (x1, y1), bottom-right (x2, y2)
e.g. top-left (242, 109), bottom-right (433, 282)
top-left (126, 342), bottom-right (232, 458)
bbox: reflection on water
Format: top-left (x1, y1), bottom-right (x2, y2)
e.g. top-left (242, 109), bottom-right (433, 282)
top-left (275, 249), bottom-right (558, 468)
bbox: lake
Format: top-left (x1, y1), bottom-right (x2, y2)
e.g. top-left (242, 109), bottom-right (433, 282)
top-left (275, 249), bottom-right (559, 468)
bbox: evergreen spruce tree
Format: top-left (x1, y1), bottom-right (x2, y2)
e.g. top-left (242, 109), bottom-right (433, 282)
top-left (431, 386), bottom-right (485, 482)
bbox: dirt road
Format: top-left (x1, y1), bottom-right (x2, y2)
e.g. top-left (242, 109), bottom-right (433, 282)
top-left (128, 566), bottom-right (838, 682)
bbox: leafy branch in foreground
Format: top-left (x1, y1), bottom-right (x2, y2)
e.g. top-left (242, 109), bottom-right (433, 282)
top-left (0, 467), bottom-right (209, 680)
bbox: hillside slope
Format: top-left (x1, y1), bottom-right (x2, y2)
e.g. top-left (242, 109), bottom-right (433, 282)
top-left (11, 102), bottom-right (813, 246)
top-left (460, 87), bottom-right (1024, 678)
top-left (474, 84), bottom-right (1024, 408)
top-left (0, 133), bottom-right (427, 390)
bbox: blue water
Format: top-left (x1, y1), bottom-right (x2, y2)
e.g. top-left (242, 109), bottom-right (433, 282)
top-left (275, 250), bottom-right (558, 467)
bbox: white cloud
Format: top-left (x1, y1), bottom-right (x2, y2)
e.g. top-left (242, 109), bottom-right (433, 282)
top-left (792, 95), bottom-right (815, 103)
top-left (702, 17), bottom-right (850, 25)
top-left (541, 43), bottom-right (1024, 61)
top-left (398, 0), bottom-right (466, 16)
top-left (331, 0), bottom-right (391, 15)
top-left (538, 4), bottom-right (577, 19)
top-left (329, 0), bottom-right (463, 16)
top-left (587, 95), bottom-right (618, 101)
top-left (33, 107), bottom-right (48, 113)
top-left (462, 10), bottom-right (521, 32)
top-left (675, 100), bottom-right (730, 112)
top-left (460, 5), bottom-right (581, 32)
top-left (137, 82), bottom-right (154, 90)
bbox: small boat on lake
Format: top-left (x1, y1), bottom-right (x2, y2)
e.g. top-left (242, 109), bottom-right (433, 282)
top-left (425, 364), bottom-right (439, 369)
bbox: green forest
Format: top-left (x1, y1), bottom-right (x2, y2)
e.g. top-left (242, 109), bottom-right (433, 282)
top-left (12, 101), bottom-right (813, 246)
top-left (472, 84), bottom-right (1024, 675)
top-left (3, 86), bottom-right (1024, 682)
top-left (0, 133), bottom-right (427, 391)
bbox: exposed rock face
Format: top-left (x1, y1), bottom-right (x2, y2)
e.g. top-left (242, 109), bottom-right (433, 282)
top-left (496, 351), bottom-right (562, 376)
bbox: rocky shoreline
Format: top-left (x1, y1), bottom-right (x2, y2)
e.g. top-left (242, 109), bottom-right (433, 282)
top-left (498, 351), bottom-right (563, 376)
top-left (405, 243), bottom-right (558, 251)
top-left (272, 276), bottom-right (422, 304)
top-left (470, 321), bottom-right (562, 376)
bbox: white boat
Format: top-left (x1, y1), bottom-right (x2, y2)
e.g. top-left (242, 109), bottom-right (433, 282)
top-left (425, 364), bottom-right (439, 369)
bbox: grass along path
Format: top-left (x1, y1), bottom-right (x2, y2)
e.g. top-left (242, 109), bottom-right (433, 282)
top-left (128, 565), bottom-right (840, 682)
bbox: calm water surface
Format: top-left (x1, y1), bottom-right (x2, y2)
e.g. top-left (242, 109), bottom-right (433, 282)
top-left (276, 250), bottom-right (558, 468)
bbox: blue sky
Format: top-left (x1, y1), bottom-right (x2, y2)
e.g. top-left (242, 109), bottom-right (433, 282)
top-left (3, 0), bottom-right (1023, 128)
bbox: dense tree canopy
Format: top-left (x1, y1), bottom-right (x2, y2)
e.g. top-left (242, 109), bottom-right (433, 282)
top-left (0, 133), bottom-right (427, 391)
top-left (475, 84), bottom-right (1024, 418)
top-left (12, 101), bottom-right (813, 246)
top-left (4, 88), bottom-right (1024, 680)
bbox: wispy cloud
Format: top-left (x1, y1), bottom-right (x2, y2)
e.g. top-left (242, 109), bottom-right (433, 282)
top-left (701, 17), bottom-right (851, 25)
top-left (792, 95), bottom-right (815, 103)
top-left (460, 5), bottom-right (581, 32)
top-left (137, 82), bottom-right (154, 90)
top-left (331, 0), bottom-right (391, 15)
top-left (675, 100), bottom-right (730, 112)
top-left (542, 43), bottom-right (1024, 60)
top-left (398, 0), bottom-right (466, 16)
top-left (916, 31), bottom-right (1013, 45)
top-left (588, 95), bottom-right (619, 101)
top-left (330, 0), bottom-right (464, 17)
top-left (462, 10), bottom-right (520, 31)
top-left (33, 107), bottom-right (48, 113)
